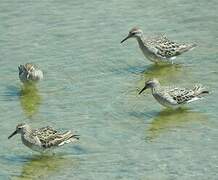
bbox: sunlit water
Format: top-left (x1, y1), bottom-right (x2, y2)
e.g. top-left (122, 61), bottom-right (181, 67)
top-left (0, 0), bottom-right (218, 179)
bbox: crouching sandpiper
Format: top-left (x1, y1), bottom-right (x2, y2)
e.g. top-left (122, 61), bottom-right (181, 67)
top-left (138, 78), bottom-right (209, 108)
top-left (8, 123), bottom-right (79, 153)
top-left (121, 27), bottom-right (196, 64)
top-left (18, 63), bottom-right (43, 83)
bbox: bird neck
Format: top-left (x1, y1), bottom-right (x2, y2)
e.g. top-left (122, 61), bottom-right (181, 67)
top-left (136, 35), bottom-right (144, 44)
top-left (151, 84), bottom-right (160, 94)
top-left (136, 35), bottom-right (150, 53)
top-left (21, 127), bottom-right (32, 136)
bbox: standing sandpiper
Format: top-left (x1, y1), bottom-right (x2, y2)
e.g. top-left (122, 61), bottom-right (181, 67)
top-left (8, 123), bottom-right (79, 153)
top-left (138, 78), bottom-right (209, 108)
top-left (18, 63), bottom-right (43, 83)
top-left (121, 27), bottom-right (196, 64)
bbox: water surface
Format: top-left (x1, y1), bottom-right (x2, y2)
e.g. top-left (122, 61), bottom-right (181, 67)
top-left (0, 0), bottom-right (218, 179)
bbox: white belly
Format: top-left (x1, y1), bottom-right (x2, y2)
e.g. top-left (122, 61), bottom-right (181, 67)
top-left (137, 39), bottom-right (172, 63)
top-left (21, 135), bottom-right (45, 152)
top-left (153, 93), bottom-right (179, 108)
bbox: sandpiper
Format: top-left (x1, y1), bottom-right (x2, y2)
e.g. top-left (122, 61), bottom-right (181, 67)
top-left (121, 27), bottom-right (196, 64)
top-left (138, 78), bottom-right (209, 108)
top-left (8, 123), bottom-right (79, 153)
top-left (18, 63), bottom-right (43, 83)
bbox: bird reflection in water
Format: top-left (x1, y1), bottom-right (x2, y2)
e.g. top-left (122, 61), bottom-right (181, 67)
top-left (19, 83), bottom-right (41, 118)
top-left (13, 154), bottom-right (79, 180)
top-left (135, 64), bottom-right (186, 97)
top-left (142, 63), bottom-right (184, 82)
top-left (146, 108), bottom-right (206, 141)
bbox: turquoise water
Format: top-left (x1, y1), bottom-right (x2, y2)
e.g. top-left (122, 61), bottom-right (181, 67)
top-left (0, 0), bottom-right (218, 179)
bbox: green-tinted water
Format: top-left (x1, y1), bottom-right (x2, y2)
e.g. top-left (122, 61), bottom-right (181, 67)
top-left (0, 0), bottom-right (218, 179)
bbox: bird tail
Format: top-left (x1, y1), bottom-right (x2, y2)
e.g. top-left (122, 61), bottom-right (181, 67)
top-left (193, 84), bottom-right (209, 97)
top-left (179, 43), bottom-right (197, 53)
top-left (58, 131), bottom-right (79, 146)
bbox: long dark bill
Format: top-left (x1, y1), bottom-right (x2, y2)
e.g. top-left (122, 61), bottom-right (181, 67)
top-left (120, 34), bottom-right (132, 43)
top-left (138, 86), bottom-right (147, 95)
top-left (8, 130), bottom-right (17, 139)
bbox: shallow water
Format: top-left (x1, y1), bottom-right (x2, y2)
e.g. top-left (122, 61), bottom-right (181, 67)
top-left (0, 0), bottom-right (218, 179)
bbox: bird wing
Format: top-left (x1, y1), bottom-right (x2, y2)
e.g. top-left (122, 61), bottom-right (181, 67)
top-left (145, 35), bottom-right (195, 58)
top-left (33, 127), bottom-right (77, 148)
top-left (167, 87), bottom-right (196, 104)
top-left (33, 126), bottom-right (60, 148)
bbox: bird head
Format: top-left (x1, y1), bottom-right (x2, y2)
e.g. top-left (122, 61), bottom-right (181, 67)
top-left (139, 78), bottom-right (160, 94)
top-left (121, 27), bottom-right (143, 43)
top-left (8, 123), bottom-right (30, 139)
